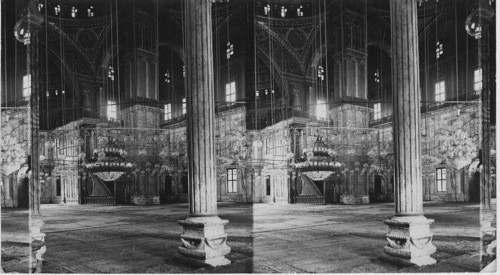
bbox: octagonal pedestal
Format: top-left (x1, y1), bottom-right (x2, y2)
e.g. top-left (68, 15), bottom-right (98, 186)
top-left (131, 195), bottom-right (147, 205)
top-left (341, 195), bottom-right (369, 204)
top-left (30, 216), bottom-right (46, 273)
top-left (148, 196), bottom-right (160, 205)
top-left (481, 209), bottom-right (496, 268)
top-left (383, 215), bottom-right (436, 266)
top-left (178, 216), bottom-right (231, 267)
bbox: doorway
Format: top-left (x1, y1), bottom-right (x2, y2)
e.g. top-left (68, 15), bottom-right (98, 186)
top-left (17, 177), bottom-right (29, 208)
top-left (374, 175), bottom-right (382, 193)
top-left (469, 171), bottom-right (480, 203)
top-left (324, 181), bottom-right (336, 203)
top-left (115, 181), bottom-right (128, 204)
top-left (160, 174), bottom-right (173, 204)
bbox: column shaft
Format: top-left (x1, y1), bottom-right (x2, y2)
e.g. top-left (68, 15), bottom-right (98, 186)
top-left (22, 6), bottom-right (46, 271)
top-left (184, 0), bottom-right (217, 216)
top-left (476, 0), bottom-right (496, 269)
top-left (29, 29), bottom-right (40, 215)
top-left (177, 0), bottom-right (231, 266)
top-left (383, 0), bottom-right (436, 266)
top-left (390, 0), bottom-right (422, 215)
top-left (479, 5), bottom-right (492, 210)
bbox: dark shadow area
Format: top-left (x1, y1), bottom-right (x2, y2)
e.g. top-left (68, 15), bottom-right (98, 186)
top-left (1, 207), bottom-right (30, 273)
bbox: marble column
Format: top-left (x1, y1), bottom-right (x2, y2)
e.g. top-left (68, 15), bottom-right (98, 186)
top-left (177, 0), bottom-right (230, 267)
top-left (474, 0), bottom-right (496, 269)
top-left (478, 0), bottom-right (494, 212)
top-left (383, 0), bottom-right (436, 266)
top-left (14, 2), bottom-right (46, 271)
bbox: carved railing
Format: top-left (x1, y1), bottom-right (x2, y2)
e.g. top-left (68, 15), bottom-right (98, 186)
top-left (84, 196), bottom-right (116, 206)
top-left (294, 195), bottom-right (325, 205)
top-left (161, 114), bottom-right (187, 127)
top-left (215, 102), bottom-right (246, 113)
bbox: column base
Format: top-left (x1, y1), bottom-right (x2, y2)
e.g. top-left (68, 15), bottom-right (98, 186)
top-left (481, 209), bottom-right (496, 268)
top-left (65, 198), bottom-right (79, 204)
top-left (178, 216), bottom-right (231, 267)
top-left (481, 210), bottom-right (496, 236)
top-left (131, 195), bottom-right (147, 205)
top-left (30, 216), bottom-right (46, 273)
top-left (2, 197), bottom-right (14, 207)
top-left (341, 195), bottom-right (369, 204)
top-left (383, 215), bottom-right (436, 267)
top-left (148, 196), bottom-right (160, 205)
top-left (53, 196), bottom-right (63, 204)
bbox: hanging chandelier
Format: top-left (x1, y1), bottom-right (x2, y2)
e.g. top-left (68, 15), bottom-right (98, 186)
top-left (465, 0), bottom-right (494, 40)
top-left (293, 136), bottom-right (342, 181)
top-left (85, 138), bottom-right (133, 181)
top-left (303, 171), bottom-right (334, 181)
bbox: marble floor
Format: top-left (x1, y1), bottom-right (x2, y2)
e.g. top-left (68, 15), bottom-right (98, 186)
top-left (2, 201), bottom-right (485, 273)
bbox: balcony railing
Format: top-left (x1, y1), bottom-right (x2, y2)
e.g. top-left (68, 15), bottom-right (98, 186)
top-left (161, 114), bottom-right (187, 127)
top-left (161, 102), bottom-right (247, 127)
top-left (368, 91), bottom-right (481, 127)
top-left (215, 102), bottom-right (246, 113)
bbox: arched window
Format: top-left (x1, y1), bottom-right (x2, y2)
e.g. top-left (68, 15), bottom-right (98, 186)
top-left (266, 176), bottom-right (271, 196)
top-left (297, 5), bottom-right (303, 17)
top-left (281, 6), bottom-right (287, 17)
top-left (226, 42), bottom-right (234, 59)
top-left (108, 66), bottom-right (115, 81)
top-left (182, 175), bottom-right (188, 194)
top-left (316, 98), bottom-right (327, 120)
top-left (227, 169), bottom-right (237, 193)
top-left (107, 100), bottom-right (117, 121)
top-left (317, 66), bottom-right (325, 81)
top-left (56, 178), bottom-right (61, 196)
top-left (436, 41), bottom-right (444, 59)
top-left (71, 6), bottom-right (78, 18)
top-left (373, 103), bottom-right (381, 120)
top-left (87, 6), bottom-right (94, 17)
top-left (374, 70), bottom-right (380, 83)
top-left (264, 4), bottom-right (270, 15)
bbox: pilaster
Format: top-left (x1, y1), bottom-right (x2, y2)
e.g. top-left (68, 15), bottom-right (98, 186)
top-left (2, 175), bottom-right (14, 207)
top-left (330, 1), bottom-right (368, 101)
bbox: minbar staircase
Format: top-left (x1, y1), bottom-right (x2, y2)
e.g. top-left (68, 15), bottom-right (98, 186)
top-left (294, 174), bottom-right (325, 205)
top-left (85, 173), bottom-right (116, 206)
